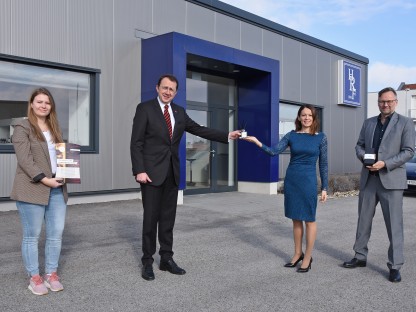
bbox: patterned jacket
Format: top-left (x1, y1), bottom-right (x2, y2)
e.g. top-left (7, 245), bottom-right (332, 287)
top-left (10, 119), bottom-right (68, 205)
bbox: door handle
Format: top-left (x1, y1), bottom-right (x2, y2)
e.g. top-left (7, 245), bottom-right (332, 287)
top-left (210, 149), bottom-right (216, 158)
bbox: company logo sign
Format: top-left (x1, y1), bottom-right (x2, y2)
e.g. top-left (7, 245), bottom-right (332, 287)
top-left (338, 61), bottom-right (361, 107)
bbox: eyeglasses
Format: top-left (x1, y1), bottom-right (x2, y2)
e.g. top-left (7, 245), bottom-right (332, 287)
top-left (378, 99), bottom-right (397, 106)
top-left (159, 85), bottom-right (177, 93)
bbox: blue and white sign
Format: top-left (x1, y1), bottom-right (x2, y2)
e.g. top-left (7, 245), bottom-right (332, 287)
top-left (338, 60), bottom-right (361, 107)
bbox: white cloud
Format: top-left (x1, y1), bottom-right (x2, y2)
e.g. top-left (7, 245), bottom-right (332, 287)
top-left (368, 62), bottom-right (416, 92)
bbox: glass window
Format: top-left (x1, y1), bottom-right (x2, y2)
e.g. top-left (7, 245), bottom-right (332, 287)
top-left (186, 71), bottom-right (236, 108)
top-left (410, 95), bottom-right (416, 119)
top-left (279, 103), bottom-right (299, 140)
top-left (0, 56), bottom-right (99, 153)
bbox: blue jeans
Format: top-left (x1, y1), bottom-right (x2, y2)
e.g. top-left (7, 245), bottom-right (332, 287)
top-left (16, 187), bottom-right (67, 276)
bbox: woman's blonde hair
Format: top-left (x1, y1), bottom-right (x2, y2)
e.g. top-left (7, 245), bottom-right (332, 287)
top-left (294, 104), bottom-right (320, 135)
top-left (27, 87), bottom-right (63, 143)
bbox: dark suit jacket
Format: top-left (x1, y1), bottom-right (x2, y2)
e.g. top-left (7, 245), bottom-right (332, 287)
top-left (355, 112), bottom-right (415, 190)
top-left (130, 98), bottom-right (228, 186)
top-left (10, 119), bottom-right (68, 205)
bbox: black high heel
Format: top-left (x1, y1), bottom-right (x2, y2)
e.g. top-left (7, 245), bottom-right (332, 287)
top-left (297, 257), bottom-right (312, 273)
top-left (284, 253), bottom-right (304, 268)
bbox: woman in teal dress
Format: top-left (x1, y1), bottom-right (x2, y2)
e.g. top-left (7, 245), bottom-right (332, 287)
top-left (243, 104), bottom-right (328, 273)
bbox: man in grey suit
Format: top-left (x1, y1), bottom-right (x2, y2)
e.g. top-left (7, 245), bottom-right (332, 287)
top-left (343, 87), bottom-right (415, 283)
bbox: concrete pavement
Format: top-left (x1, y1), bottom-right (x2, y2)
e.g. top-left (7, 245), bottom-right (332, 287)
top-left (1, 192), bottom-right (416, 311)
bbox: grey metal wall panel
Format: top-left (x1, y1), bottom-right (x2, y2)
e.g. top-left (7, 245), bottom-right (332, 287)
top-left (11, 0), bottom-right (67, 62)
top-left (346, 64), bottom-right (367, 174)
top-left (262, 30), bottom-right (283, 63)
top-left (316, 49), bottom-right (332, 107)
top-left (328, 104), bottom-right (362, 174)
top-left (281, 37), bottom-right (301, 102)
top-left (134, 0), bottom-right (153, 33)
top-left (342, 107), bottom-right (363, 173)
top-left (328, 56), bottom-right (344, 174)
top-left (214, 13), bottom-right (240, 49)
top-left (240, 22), bottom-right (262, 55)
top-left (0, 154), bottom-right (16, 197)
top-left (315, 49), bottom-right (333, 176)
top-left (262, 31), bottom-right (283, 96)
top-left (186, 2), bottom-right (215, 42)
top-left (154, 0), bottom-right (186, 35)
top-left (300, 44), bottom-right (317, 104)
top-left (112, 0), bottom-right (146, 189)
top-left (66, 0), bottom-right (114, 192)
top-left (66, 0), bottom-right (113, 69)
top-left (328, 107), bottom-right (344, 174)
top-left (0, 0), bottom-right (11, 54)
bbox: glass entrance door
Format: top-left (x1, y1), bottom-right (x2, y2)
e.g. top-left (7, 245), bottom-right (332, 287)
top-left (185, 110), bottom-right (212, 190)
top-left (185, 72), bottom-right (237, 194)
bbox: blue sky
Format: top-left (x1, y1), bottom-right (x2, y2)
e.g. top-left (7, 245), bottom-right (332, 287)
top-left (220, 0), bottom-right (416, 92)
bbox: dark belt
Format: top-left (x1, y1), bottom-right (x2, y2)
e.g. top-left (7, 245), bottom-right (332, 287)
top-left (368, 171), bottom-right (379, 176)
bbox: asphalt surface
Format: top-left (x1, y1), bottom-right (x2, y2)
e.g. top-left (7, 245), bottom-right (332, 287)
top-left (1, 192), bottom-right (416, 312)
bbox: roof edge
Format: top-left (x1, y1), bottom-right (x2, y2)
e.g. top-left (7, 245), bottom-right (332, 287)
top-left (187, 0), bottom-right (369, 65)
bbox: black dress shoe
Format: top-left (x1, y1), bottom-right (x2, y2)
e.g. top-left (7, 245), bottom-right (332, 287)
top-left (141, 264), bottom-right (155, 281)
top-left (389, 269), bottom-right (401, 283)
top-left (343, 258), bottom-right (366, 268)
top-left (284, 253), bottom-right (304, 268)
top-left (160, 259), bottom-right (186, 275)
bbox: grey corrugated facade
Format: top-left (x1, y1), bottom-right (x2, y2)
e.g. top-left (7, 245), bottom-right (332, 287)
top-left (0, 0), bottom-right (368, 199)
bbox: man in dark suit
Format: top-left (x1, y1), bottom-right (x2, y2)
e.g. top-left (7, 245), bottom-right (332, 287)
top-left (343, 87), bottom-right (415, 283)
top-left (131, 74), bottom-right (241, 281)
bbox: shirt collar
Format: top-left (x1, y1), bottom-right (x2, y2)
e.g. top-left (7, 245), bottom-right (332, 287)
top-left (157, 96), bottom-right (171, 108)
top-left (377, 111), bottom-right (394, 122)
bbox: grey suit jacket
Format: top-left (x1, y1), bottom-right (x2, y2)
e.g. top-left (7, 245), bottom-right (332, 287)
top-left (10, 119), bottom-right (68, 205)
top-left (355, 112), bottom-right (415, 190)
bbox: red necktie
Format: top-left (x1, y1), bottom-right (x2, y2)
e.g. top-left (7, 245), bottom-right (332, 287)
top-left (164, 104), bottom-right (172, 139)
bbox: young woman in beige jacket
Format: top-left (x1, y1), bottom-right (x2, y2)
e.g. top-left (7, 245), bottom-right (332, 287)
top-left (11, 88), bottom-right (68, 295)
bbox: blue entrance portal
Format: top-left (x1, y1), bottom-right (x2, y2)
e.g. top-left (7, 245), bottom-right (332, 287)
top-left (141, 32), bottom-right (280, 190)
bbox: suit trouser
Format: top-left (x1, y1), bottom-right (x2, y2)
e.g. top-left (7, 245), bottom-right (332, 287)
top-left (140, 163), bottom-right (179, 265)
top-left (353, 174), bottom-right (404, 270)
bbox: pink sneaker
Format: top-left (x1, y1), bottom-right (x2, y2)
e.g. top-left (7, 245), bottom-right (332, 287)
top-left (28, 274), bottom-right (48, 295)
top-left (43, 272), bottom-right (64, 292)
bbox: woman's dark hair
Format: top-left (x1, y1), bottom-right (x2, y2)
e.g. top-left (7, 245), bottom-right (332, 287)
top-left (294, 104), bottom-right (320, 135)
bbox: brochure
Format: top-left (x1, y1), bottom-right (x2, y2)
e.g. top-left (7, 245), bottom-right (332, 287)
top-left (55, 143), bottom-right (81, 184)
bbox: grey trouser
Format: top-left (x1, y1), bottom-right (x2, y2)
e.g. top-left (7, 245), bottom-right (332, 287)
top-left (353, 174), bottom-right (404, 270)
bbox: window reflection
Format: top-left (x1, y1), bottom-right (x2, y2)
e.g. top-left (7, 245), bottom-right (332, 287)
top-left (279, 103), bottom-right (299, 140)
top-left (0, 61), bottom-right (90, 147)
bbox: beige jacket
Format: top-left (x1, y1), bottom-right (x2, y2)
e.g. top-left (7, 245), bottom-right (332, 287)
top-left (10, 119), bottom-right (68, 205)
